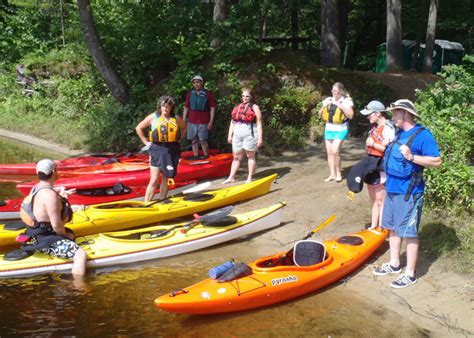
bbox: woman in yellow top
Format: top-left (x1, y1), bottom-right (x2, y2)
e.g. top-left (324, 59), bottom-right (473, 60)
top-left (318, 82), bottom-right (355, 182)
top-left (135, 96), bottom-right (186, 201)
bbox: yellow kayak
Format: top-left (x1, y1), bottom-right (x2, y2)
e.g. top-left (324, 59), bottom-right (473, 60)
top-left (0, 174), bottom-right (277, 249)
top-left (0, 202), bottom-right (286, 277)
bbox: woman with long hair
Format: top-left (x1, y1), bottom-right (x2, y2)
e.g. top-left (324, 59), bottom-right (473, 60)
top-left (318, 82), bottom-right (355, 182)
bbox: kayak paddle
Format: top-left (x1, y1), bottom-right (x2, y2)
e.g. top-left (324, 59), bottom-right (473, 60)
top-left (144, 181), bottom-right (211, 207)
top-left (150, 206), bottom-right (234, 238)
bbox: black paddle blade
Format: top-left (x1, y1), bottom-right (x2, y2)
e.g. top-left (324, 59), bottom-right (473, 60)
top-left (4, 249), bottom-right (33, 261)
top-left (198, 206), bottom-right (234, 223)
top-left (4, 220), bottom-right (27, 231)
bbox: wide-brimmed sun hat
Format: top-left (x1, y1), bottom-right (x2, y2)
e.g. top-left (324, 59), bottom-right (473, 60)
top-left (360, 100), bottom-right (385, 115)
top-left (386, 99), bottom-right (419, 117)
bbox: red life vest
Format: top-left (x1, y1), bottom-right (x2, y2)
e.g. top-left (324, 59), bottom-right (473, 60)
top-left (231, 103), bottom-right (256, 123)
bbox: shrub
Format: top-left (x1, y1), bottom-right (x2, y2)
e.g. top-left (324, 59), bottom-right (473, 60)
top-left (416, 60), bottom-right (474, 215)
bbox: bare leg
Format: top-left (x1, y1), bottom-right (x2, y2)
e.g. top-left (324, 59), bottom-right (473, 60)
top-left (405, 238), bottom-right (419, 277)
top-left (223, 150), bottom-right (244, 184)
top-left (324, 139), bottom-right (336, 181)
top-left (367, 184), bottom-right (377, 228)
top-left (389, 231), bottom-right (402, 268)
top-left (71, 247), bottom-right (87, 276)
top-left (332, 139), bottom-right (344, 181)
top-left (158, 175), bottom-right (169, 200)
top-left (192, 139), bottom-right (200, 156)
top-left (145, 166), bottom-right (160, 202)
top-left (245, 150), bottom-right (257, 183)
top-left (201, 140), bottom-right (209, 156)
top-left (368, 184), bottom-right (386, 228)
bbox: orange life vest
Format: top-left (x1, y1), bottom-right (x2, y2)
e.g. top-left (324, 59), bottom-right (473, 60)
top-left (367, 123), bottom-right (392, 157)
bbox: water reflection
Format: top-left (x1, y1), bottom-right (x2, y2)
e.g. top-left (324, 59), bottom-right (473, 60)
top-left (0, 137), bottom-right (425, 336)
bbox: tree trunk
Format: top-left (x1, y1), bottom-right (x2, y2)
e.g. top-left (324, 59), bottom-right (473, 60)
top-left (386, 0), bottom-right (403, 72)
top-left (422, 0), bottom-right (439, 73)
top-left (290, 0), bottom-right (299, 51)
top-left (211, 0), bottom-right (228, 48)
top-left (77, 0), bottom-right (129, 105)
top-left (338, 0), bottom-right (349, 66)
top-left (320, 0), bottom-right (341, 67)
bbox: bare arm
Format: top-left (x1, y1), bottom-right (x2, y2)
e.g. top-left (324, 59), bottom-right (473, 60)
top-left (227, 121), bottom-right (234, 144)
top-left (135, 113), bottom-right (155, 146)
top-left (208, 107), bottom-right (215, 130)
top-left (176, 116), bottom-right (187, 143)
top-left (182, 106), bottom-right (189, 122)
top-left (400, 145), bottom-right (442, 168)
top-left (254, 104), bottom-right (263, 147)
top-left (335, 101), bottom-right (354, 120)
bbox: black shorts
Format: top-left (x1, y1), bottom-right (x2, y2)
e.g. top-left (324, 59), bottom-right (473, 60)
top-left (149, 142), bottom-right (181, 178)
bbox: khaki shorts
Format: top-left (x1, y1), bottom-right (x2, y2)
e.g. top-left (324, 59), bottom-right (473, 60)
top-left (232, 122), bottom-right (258, 152)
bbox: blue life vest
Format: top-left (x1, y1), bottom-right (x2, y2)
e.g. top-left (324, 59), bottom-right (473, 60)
top-left (384, 126), bottom-right (425, 178)
top-left (189, 89), bottom-right (210, 112)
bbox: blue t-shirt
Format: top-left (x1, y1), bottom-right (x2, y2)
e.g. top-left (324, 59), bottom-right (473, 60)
top-left (385, 124), bottom-right (440, 195)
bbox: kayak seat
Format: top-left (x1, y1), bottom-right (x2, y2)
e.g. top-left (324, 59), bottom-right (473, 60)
top-left (337, 235), bottom-right (364, 245)
top-left (0, 200), bottom-right (6, 207)
top-left (293, 240), bottom-right (326, 266)
top-left (3, 249), bottom-right (33, 261)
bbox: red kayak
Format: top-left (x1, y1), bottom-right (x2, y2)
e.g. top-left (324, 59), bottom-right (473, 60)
top-left (16, 153), bottom-right (233, 196)
top-left (0, 180), bottom-right (196, 221)
top-left (0, 150), bottom-right (219, 175)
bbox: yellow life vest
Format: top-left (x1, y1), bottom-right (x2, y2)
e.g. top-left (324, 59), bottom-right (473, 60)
top-left (321, 102), bottom-right (347, 124)
top-left (149, 115), bottom-right (180, 143)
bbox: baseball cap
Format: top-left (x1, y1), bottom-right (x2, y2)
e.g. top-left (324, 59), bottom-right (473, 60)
top-left (36, 159), bottom-right (56, 175)
top-left (360, 100), bottom-right (385, 115)
top-left (191, 75), bottom-right (203, 82)
top-left (386, 99), bottom-right (420, 117)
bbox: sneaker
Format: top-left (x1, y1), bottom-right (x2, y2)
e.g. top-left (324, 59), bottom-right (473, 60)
top-left (373, 263), bottom-right (402, 276)
top-left (390, 274), bottom-right (417, 289)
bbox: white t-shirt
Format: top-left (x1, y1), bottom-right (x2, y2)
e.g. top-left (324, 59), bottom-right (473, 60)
top-left (322, 96), bottom-right (354, 131)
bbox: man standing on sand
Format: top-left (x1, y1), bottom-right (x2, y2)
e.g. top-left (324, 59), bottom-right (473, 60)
top-left (183, 75), bottom-right (216, 159)
top-left (373, 99), bottom-right (442, 288)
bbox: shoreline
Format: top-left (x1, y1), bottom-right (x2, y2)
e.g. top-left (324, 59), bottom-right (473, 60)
top-left (0, 128), bottom-right (83, 156)
top-left (0, 130), bottom-right (472, 336)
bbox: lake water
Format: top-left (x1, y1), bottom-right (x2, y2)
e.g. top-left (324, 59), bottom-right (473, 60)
top-left (0, 136), bottom-right (425, 336)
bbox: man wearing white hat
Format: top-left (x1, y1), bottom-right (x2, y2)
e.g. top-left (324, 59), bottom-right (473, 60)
top-left (183, 75), bottom-right (216, 159)
top-left (373, 99), bottom-right (442, 288)
top-left (21, 159), bottom-right (86, 277)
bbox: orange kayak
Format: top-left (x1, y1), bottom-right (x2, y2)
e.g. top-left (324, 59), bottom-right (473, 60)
top-left (155, 227), bottom-right (388, 314)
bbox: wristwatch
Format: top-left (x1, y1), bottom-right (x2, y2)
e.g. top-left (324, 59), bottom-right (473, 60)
top-left (409, 154), bottom-right (415, 162)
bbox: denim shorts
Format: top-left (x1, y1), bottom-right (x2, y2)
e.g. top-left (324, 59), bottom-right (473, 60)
top-left (187, 123), bottom-right (209, 141)
top-left (382, 192), bottom-right (424, 238)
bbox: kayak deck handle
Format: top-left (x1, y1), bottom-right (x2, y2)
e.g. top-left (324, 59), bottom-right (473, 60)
top-left (170, 289), bottom-right (189, 297)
